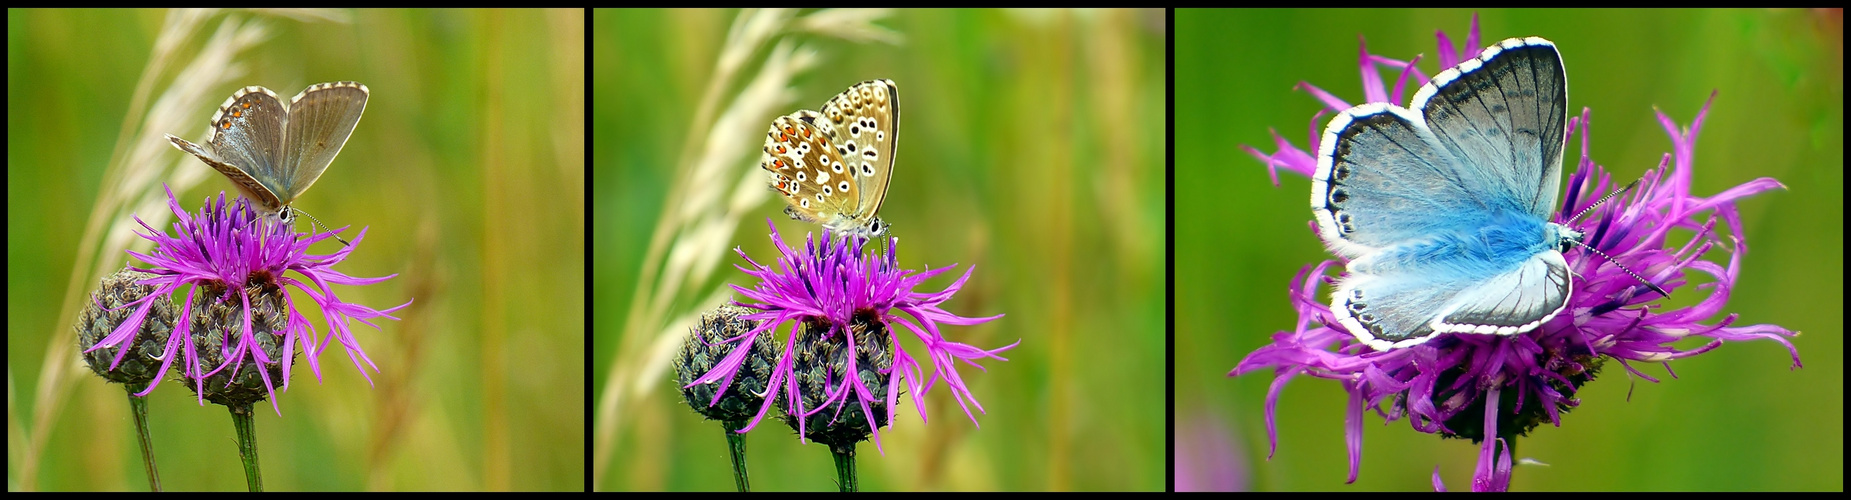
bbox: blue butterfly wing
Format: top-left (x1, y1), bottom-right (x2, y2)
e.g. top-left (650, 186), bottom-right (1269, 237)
top-left (1315, 37), bottom-right (1573, 349)
top-left (1412, 37), bottom-right (1568, 221)
top-left (1312, 104), bottom-right (1494, 259)
top-left (1429, 249), bottom-right (1571, 335)
top-left (1331, 225), bottom-right (1572, 350)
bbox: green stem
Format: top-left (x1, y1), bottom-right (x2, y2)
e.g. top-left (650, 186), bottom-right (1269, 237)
top-left (126, 385), bottom-right (161, 491)
top-left (831, 443), bottom-right (857, 492)
top-left (723, 420), bottom-right (750, 492)
top-left (229, 403), bottom-right (262, 492)
top-left (1498, 410), bottom-right (1521, 485)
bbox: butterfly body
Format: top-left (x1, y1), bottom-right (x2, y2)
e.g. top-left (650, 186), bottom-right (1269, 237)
top-left (760, 79), bottom-right (898, 240)
top-left (166, 82), bottom-right (369, 222)
top-left (1313, 38), bottom-right (1574, 350)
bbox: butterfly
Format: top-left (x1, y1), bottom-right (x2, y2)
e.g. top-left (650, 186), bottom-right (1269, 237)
top-left (166, 82), bottom-right (369, 224)
top-left (1313, 37), bottom-right (1577, 351)
top-left (759, 79), bottom-right (898, 240)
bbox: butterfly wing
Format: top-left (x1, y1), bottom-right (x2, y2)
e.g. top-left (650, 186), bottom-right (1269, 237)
top-left (1330, 223), bottom-right (1573, 350)
top-left (1428, 249), bottom-right (1571, 335)
top-left (1332, 248), bottom-right (1570, 350)
top-left (1330, 269), bottom-right (1455, 350)
top-left (204, 86), bottom-right (289, 205)
top-left (166, 133), bottom-right (284, 211)
top-left (761, 113), bottom-right (862, 228)
top-left (817, 79), bottom-right (898, 229)
top-left (278, 82), bottom-right (368, 205)
top-left (1313, 38), bottom-right (1567, 258)
top-left (1410, 37), bottom-right (1568, 220)
top-left (1313, 104), bottom-right (1495, 259)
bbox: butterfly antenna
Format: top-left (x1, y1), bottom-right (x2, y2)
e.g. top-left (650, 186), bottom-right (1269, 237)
top-left (1570, 179), bottom-right (1640, 222)
top-left (1562, 178), bottom-right (1666, 297)
top-left (292, 208), bottom-right (351, 246)
top-left (1565, 238), bottom-right (1670, 298)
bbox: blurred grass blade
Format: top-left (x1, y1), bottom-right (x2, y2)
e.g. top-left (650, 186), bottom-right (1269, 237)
top-left (13, 8), bottom-right (347, 491)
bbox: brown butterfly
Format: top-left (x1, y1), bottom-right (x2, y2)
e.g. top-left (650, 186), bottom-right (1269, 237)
top-left (165, 82), bottom-right (368, 224)
top-left (759, 79), bottom-right (898, 240)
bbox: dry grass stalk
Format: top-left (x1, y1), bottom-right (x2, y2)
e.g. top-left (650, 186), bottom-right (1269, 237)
top-left (13, 8), bottom-right (348, 491)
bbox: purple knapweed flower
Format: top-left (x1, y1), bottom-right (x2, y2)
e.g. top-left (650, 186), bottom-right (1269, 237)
top-left (1231, 16), bottom-right (1797, 491)
top-left (82, 186), bottom-right (411, 415)
top-left (687, 221), bottom-right (1017, 453)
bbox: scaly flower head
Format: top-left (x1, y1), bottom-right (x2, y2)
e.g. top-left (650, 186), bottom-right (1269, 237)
top-left (687, 221), bottom-right (1017, 453)
top-left (82, 186), bottom-right (411, 414)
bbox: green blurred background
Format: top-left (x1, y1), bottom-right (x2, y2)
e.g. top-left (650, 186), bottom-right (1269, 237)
top-left (1177, 9), bottom-right (1841, 491)
top-left (8, 9), bottom-right (584, 490)
top-left (595, 9), bottom-right (1166, 491)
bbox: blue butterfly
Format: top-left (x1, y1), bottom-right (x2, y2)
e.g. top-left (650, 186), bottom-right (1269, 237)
top-left (1313, 37), bottom-right (1576, 350)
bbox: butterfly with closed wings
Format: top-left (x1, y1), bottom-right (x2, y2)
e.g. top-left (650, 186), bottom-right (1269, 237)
top-left (759, 79), bottom-right (898, 241)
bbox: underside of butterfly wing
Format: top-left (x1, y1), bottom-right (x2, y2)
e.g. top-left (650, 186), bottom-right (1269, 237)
top-left (760, 113), bottom-right (860, 229)
top-left (817, 79), bottom-right (898, 230)
top-left (279, 81), bottom-right (368, 204)
top-left (166, 133), bottom-right (285, 212)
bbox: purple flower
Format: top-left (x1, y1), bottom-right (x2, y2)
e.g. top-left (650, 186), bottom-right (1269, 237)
top-left (1231, 15), bottom-right (1797, 491)
top-left (1175, 409), bottom-right (1250, 492)
top-left (687, 221), bottom-right (1017, 453)
top-left (82, 186), bottom-right (411, 415)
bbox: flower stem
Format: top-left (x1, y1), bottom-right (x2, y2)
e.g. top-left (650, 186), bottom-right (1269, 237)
top-left (126, 385), bottom-right (161, 491)
top-left (1502, 435), bottom-right (1519, 483)
top-left (831, 443), bottom-right (858, 492)
top-left (229, 403), bottom-right (263, 492)
top-left (723, 419), bottom-right (750, 492)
